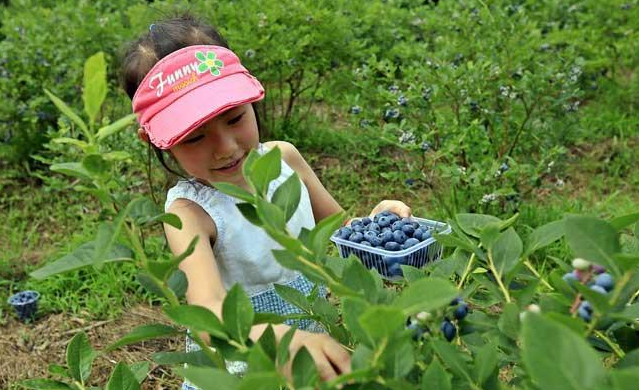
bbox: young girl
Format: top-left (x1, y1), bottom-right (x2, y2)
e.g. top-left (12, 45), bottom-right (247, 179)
top-left (120, 14), bottom-right (412, 389)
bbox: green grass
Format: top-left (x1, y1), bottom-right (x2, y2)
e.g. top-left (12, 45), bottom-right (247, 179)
top-left (0, 181), bottom-right (162, 321)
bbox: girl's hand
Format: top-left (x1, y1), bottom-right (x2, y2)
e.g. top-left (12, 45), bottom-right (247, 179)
top-left (281, 329), bottom-right (351, 382)
top-left (368, 199), bottom-right (412, 219)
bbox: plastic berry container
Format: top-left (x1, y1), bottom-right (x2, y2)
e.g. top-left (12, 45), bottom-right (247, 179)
top-left (7, 290), bottom-right (40, 322)
top-left (330, 216), bottom-right (451, 280)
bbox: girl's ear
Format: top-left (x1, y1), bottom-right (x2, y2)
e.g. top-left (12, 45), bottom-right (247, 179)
top-left (137, 128), bottom-right (150, 143)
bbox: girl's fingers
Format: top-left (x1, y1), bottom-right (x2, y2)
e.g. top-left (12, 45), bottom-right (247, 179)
top-left (370, 200), bottom-right (412, 218)
top-left (308, 348), bottom-right (340, 381)
top-left (325, 343), bottom-right (352, 375)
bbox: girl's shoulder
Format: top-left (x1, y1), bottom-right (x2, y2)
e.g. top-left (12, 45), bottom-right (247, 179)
top-left (261, 141), bottom-right (309, 185)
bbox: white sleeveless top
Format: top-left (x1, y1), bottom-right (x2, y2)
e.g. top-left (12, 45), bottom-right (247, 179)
top-left (164, 142), bottom-right (316, 297)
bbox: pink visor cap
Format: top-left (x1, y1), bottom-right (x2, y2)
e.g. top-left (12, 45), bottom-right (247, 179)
top-left (132, 45), bottom-right (265, 149)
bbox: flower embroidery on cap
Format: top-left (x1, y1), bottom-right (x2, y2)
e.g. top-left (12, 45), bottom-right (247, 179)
top-left (195, 51), bottom-right (224, 76)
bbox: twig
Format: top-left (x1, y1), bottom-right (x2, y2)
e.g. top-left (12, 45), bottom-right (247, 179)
top-left (56, 319), bottom-right (115, 337)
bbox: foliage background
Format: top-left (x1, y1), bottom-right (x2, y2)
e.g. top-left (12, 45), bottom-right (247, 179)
top-left (0, 0), bottom-right (638, 388)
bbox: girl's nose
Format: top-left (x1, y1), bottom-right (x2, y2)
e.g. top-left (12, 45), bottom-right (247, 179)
top-left (209, 133), bottom-right (237, 160)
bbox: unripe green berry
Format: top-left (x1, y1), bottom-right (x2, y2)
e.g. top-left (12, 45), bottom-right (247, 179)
top-left (416, 311), bottom-right (432, 322)
top-left (572, 258), bottom-right (591, 271)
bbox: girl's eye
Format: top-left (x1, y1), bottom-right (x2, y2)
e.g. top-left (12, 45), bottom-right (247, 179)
top-left (183, 135), bottom-right (203, 144)
top-left (228, 113), bottom-right (244, 125)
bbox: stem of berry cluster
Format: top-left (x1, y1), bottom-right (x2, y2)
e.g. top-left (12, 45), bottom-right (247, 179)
top-left (594, 330), bottom-right (625, 358)
top-left (457, 252), bottom-right (476, 289)
top-left (523, 260), bottom-right (553, 290)
top-left (487, 252), bottom-right (512, 303)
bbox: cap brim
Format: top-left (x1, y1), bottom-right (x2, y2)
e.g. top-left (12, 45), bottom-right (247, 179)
top-left (148, 73), bottom-right (264, 149)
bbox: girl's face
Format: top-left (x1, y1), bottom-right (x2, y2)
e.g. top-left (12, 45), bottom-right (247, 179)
top-left (168, 103), bottom-right (259, 190)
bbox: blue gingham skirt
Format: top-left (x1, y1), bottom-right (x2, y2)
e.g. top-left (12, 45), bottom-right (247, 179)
top-left (182, 274), bottom-right (327, 390)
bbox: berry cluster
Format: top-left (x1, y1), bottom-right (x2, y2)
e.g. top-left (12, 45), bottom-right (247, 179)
top-left (335, 210), bottom-right (434, 252)
top-left (562, 258), bottom-right (614, 322)
top-left (8, 290), bottom-right (40, 321)
top-left (406, 297), bottom-right (470, 342)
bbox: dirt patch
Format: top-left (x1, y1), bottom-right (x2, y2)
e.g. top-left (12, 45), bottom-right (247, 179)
top-left (1, 304), bottom-right (185, 389)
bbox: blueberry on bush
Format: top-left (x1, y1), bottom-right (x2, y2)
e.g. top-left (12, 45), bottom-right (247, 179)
top-left (578, 301), bottom-right (593, 322)
top-left (441, 320), bottom-right (456, 342)
top-left (594, 273), bottom-right (613, 291)
top-left (383, 108), bottom-right (400, 122)
top-left (453, 302), bottom-right (469, 320)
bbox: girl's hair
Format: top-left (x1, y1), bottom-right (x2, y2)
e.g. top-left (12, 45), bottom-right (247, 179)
top-left (118, 13), bottom-right (264, 198)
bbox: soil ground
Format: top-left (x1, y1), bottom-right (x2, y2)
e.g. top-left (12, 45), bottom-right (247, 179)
top-left (1, 304), bottom-right (184, 389)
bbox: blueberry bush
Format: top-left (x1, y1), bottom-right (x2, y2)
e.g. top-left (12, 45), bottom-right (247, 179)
top-left (4, 0), bottom-right (638, 388)
top-left (18, 53), bottom-right (639, 388)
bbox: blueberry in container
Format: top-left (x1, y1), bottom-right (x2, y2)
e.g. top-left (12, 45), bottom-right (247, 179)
top-left (331, 216), bottom-right (451, 280)
top-left (7, 290), bottom-right (40, 322)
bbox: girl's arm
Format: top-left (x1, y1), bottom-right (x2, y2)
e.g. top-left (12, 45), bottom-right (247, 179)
top-left (278, 141), bottom-right (413, 223)
top-left (164, 198), bottom-right (350, 380)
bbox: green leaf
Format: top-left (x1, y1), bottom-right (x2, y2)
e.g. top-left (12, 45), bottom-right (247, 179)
top-left (252, 146), bottom-right (281, 197)
top-left (456, 214), bottom-right (502, 237)
top-left (393, 278), bottom-right (458, 315)
top-left (524, 219), bottom-right (565, 256)
top-left (106, 362), bottom-right (139, 390)
top-left (309, 211), bottom-right (346, 260)
top-left (222, 284), bottom-right (254, 343)
top-left (17, 379), bottom-right (72, 390)
top-left (129, 197), bottom-right (182, 229)
top-left (473, 342), bottom-right (498, 385)
top-left (96, 113), bottom-right (137, 141)
top-left (272, 171), bottom-right (302, 222)
top-left (421, 357), bottom-right (451, 390)
top-left (82, 154), bottom-right (110, 176)
top-left (431, 340), bottom-right (474, 384)
top-left (30, 241), bottom-right (132, 280)
top-left (491, 227), bottom-right (523, 277)
top-left (258, 325), bottom-right (278, 362)
top-left (497, 302), bottom-right (520, 340)
top-left (102, 151), bottom-right (132, 161)
top-left (256, 197), bottom-right (286, 231)
top-left (212, 182), bottom-right (256, 203)
top-left (173, 367), bottom-right (240, 390)
top-left (564, 215), bottom-right (621, 275)
top-left (343, 258), bottom-right (379, 302)
top-left (136, 272), bottom-right (167, 298)
top-left (522, 314), bottom-right (606, 390)
top-left (152, 350), bottom-right (217, 367)
top-left (271, 249), bottom-right (325, 283)
top-left (48, 364), bottom-right (70, 378)
top-left (341, 297), bottom-right (374, 347)
top-left (616, 348), bottom-right (639, 369)
top-left (293, 347), bottom-right (319, 389)
top-left (241, 149), bottom-right (260, 191)
top-left (105, 324), bottom-right (181, 352)
top-left (274, 284), bottom-right (311, 312)
top-left (128, 362), bottom-right (151, 384)
top-left (610, 369), bottom-right (639, 390)
top-left (66, 332), bottom-right (96, 384)
top-left (83, 52), bottom-right (107, 125)
top-left (236, 203), bottom-right (263, 226)
top-left (277, 326), bottom-right (297, 367)
top-left (247, 343), bottom-right (276, 374)
top-left (167, 269), bottom-right (188, 298)
top-left (51, 137), bottom-right (89, 149)
top-left (237, 372), bottom-right (285, 390)
top-left (610, 212), bottom-right (639, 231)
top-left (50, 162), bottom-right (92, 180)
top-left (44, 88), bottom-right (89, 137)
top-left (164, 305), bottom-right (228, 340)
top-left (359, 306), bottom-right (404, 343)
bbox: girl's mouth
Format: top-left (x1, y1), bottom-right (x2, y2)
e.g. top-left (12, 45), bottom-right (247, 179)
top-left (213, 154), bottom-right (244, 173)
